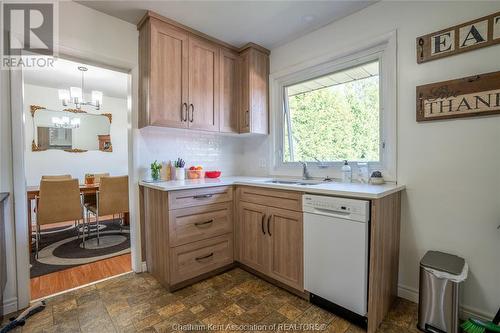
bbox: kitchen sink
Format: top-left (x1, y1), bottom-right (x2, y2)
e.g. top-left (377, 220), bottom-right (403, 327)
top-left (265, 179), bottom-right (322, 186)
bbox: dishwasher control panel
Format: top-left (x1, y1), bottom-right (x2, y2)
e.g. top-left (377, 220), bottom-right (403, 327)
top-left (303, 194), bottom-right (370, 222)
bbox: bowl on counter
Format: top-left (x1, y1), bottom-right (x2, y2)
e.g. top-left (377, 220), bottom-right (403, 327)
top-left (187, 169), bottom-right (204, 179)
top-left (205, 171), bottom-right (221, 178)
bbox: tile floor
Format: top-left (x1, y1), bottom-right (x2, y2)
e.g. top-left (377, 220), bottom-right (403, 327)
top-left (2, 268), bottom-right (420, 332)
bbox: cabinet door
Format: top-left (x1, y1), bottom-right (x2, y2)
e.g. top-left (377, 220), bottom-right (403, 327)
top-left (149, 19), bottom-right (188, 128)
top-left (249, 49), bottom-right (269, 134)
top-left (239, 52), bottom-right (250, 133)
top-left (267, 207), bottom-right (303, 291)
top-left (188, 37), bottom-right (219, 131)
top-left (219, 49), bottom-right (240, 133)
top-left (239, 48), bottom-right (268, 134)
top-left (238, 202), bottom-right (269, 274)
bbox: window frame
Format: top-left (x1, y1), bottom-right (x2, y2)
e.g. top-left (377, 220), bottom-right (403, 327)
top-left (269, 32), bottom-right (397, 181)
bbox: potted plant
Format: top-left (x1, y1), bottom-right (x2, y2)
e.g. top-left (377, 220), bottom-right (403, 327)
top-left (150, 160), bottom-right (162, 181)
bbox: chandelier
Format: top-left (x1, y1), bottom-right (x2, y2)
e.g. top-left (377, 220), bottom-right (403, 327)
top-left (58, 66), bottom-right (103, 110)
top-left (51, 116), bottom-right (81, 129)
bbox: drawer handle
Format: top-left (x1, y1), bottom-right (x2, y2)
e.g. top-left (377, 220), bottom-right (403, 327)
top-left (195, 252), bottom-right (214, 261)
top-left (261, 214), bottom-right (266, 235)
top-left (267, 214), bottom-right (273, 236)
top-left (194, 219), bottom-right (214, 227)
top-left (193, 194), bottom-right (213, 199)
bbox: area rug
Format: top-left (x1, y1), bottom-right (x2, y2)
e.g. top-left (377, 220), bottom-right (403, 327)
top-left (30, 219), bottom-right (130, 278)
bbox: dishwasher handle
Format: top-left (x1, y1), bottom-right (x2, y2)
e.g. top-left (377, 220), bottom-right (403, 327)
top-left (306, 207), bottom-right (361, 220)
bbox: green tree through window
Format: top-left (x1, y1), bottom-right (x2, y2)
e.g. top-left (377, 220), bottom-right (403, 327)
top-left (284, 66), bottom-right (379, 163)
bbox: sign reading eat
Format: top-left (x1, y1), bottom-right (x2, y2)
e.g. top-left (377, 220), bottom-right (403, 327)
top-left (417, 11), bottom-right (500, 63)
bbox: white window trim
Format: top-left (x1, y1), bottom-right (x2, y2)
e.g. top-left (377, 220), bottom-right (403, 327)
top-left (269, 31), bottom-right (397, 181)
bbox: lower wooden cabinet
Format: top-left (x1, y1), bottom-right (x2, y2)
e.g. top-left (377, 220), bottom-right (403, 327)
top-left (237, 200), bottom-right (304, 291)
top-left (170, 234), bottom-right (233, 285)
top-left (238, 202), bottom-right (269, 274)
top-left (267, 206), bottom-right (303, 291)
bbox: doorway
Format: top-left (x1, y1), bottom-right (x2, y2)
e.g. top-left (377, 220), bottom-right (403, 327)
top-left (21, 57), bottom-right (133, 300)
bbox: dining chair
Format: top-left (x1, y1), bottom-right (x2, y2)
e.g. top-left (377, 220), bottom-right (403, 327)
top-left (35, 175), bottom-right (76, 231)
top-left (86, 176), bottom-right (129, 245)
top-left (35, 179), bottom-right (84, 258)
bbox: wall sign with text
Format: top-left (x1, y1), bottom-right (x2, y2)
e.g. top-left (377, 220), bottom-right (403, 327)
top-left (416, 11), bottom-right (500, 63)
top-left (416, 71), bottom-right (500, 122)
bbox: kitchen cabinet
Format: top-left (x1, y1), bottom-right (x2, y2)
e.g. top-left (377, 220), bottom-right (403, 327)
top-left (239, 46), bottom-right (269, 134)
top-left (139, 18), bottom-right (188, 128)
top-left (138, 12), bottom-right (269, 134)
top-left (188, 37), bottom-right (219, 131)
top-left (142, 186), bottom-right (234, 290)
top-left (219, 49), bottom-right (240, 133)
top-left (238, 202), bottom-right (269, 273)
top-left (267, 207), bottom-right (303, 291)
top-left (237, 189), bottom-right (303, 291)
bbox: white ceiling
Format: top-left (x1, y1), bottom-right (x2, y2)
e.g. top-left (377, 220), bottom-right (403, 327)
top-left (24, 57), bottom-right (129, 99)
top-left (77, 1), bottom-right (377, 49)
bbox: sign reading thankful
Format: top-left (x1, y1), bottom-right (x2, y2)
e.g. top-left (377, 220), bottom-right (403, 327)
top-left (417, 11), bottom-right (500, 63)
top-left (416, 71), bottom-right (500, 122)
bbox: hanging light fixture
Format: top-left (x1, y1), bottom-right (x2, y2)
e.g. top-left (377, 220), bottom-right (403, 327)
top-left (58, 66), bottom-right (103, 110)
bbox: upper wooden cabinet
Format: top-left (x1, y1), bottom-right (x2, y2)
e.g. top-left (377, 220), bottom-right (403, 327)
top-left (139, 18), bottom-right (188, 128)
top-left (138, 12), bottom-right (269, 134)
top-left (187, 37), bottom-right (219, 131)
top-left (239, 46), bottom-right (269, 134)
top-left (219, 49), bottom-right (240, 133)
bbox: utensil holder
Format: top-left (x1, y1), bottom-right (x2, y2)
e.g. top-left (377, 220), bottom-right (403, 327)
top-left (175, 167), bottom-right (185, 180)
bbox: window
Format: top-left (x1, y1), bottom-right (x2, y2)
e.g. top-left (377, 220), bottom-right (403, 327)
top-left (271, 34), bottom-right (396, 180)
top-left (283, 61), bottom-right (380, 163)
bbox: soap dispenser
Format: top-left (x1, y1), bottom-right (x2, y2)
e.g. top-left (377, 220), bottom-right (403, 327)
top-left (341, 160), bottom-right (352, 183)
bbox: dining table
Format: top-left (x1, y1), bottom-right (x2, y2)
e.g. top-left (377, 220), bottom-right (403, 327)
top-left (26, 183), bottom-right (129, 251)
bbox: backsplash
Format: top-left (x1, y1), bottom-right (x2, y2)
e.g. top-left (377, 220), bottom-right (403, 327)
top-left (136, 127), bottom-right (244, 180)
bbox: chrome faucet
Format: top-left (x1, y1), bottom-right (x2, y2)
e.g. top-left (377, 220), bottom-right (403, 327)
top-left (300, 161), bottom-right (312, 180)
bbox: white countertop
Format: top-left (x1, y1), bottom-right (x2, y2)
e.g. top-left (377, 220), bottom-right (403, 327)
top-left (140, 176), bottom-right (405, 199)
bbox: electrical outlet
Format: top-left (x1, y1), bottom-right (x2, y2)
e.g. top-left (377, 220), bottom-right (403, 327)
top-left (259, 158), bottom-right (267, 168)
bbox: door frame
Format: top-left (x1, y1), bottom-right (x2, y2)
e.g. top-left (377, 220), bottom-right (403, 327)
top-left (10, 44), bottom-right (141, 310)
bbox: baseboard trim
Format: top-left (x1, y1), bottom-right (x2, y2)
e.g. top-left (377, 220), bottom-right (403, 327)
top-left (397, 284), bottom-right (493, 322)
top-left (3, 297), bottom-right (18, 316)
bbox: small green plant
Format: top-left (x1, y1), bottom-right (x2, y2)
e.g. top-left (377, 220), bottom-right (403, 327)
top-left (150, 160), bottom-right (162, 181)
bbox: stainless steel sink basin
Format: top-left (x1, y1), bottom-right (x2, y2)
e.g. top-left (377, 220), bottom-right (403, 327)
top-left (265, 179), bottom-right (321, 186)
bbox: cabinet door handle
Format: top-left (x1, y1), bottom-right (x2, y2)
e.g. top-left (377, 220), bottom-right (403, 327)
top-left (193, 194), bottom-right (213, 199)
top-left (181, 102), bottom-right (188, 121)
top-left (194, 219), bottom-right (214, 227)
top-left (195, 253), bottom-right (214, 261)
top-left (245, 110), bottom-right (249, 126)
top-left (189, 104), bottom-right (194, 122)
top-left (261, 214), bottom-right (266, 235)
top-left (267, 214), bottom-right (273, 236)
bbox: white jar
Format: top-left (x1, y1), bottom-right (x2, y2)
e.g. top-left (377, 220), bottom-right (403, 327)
top-left (175, 167), bottom-right (185, 180)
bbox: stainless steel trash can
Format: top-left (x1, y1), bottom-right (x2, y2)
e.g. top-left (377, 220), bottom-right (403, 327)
top-left (418, 251), bottom-right (466, 333)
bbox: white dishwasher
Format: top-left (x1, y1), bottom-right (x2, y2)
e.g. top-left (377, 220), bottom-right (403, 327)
top-left (303, 194), bottom-right (370, 322)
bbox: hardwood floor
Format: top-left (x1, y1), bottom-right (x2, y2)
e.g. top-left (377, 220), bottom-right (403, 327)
top-left (30, 253), bottom-right (132, 300)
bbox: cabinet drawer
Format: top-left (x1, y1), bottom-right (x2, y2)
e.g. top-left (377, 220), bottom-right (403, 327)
top-left (169, 203), bottom-right (233, 247)
top-left (237, 186), bottom-right (302, 211)
top-left (169, 186), bottom-right (233, 209)
top-left (170, 234), bottom-right (233, 284)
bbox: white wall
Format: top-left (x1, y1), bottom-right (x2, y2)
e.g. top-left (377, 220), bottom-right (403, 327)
top-left (24, 84), bottom-right (128, 186)
top-left (244, 0), bottom-right (500, 318)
